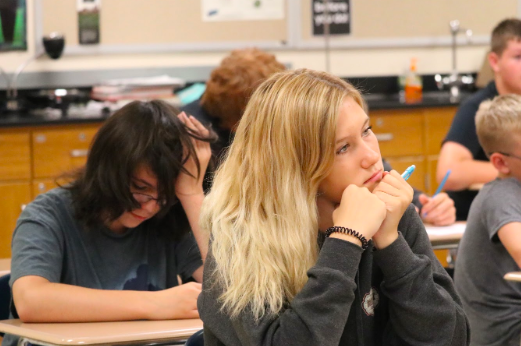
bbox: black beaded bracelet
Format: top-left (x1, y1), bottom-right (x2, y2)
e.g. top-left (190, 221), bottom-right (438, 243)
top-left (325, 226), bottom-right (369, 250)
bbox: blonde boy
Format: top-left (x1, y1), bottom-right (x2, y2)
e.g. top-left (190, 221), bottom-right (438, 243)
top-left (454, 94), bottom-right (521, 346)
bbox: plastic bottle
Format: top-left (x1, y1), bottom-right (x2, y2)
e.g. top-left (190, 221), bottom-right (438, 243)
top-left (404, 58), bottom-right (423, 104)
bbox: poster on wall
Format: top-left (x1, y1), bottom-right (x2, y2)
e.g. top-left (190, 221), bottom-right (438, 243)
top-left (312, 0), bottom-right (350, 36)
top-left (0, 0), bottom-right (27, 51)
top-left (202, 0), bottom-right (284, 21)
top-left (77, 0), bottom-right (100, 44)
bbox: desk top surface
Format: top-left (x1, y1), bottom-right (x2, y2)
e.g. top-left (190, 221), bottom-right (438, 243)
top-left (424, 221), bottom-right (466, 247)
top-left (0, 319), bottom-right (203, 345)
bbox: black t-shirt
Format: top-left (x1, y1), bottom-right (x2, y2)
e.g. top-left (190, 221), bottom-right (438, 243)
top-left (443, 81), bottom-right (498, 220)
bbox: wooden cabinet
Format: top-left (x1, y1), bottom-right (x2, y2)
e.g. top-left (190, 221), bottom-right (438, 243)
top-left (0, 183), bottom-right (31, 258)
top-left (372, 109), bottom-right (424, 157)
top-left (0, 122), bottom-right (102, 258)
top-left (0, 129), bottom-right (30, 180)
top-left (370, 107), bottom-right (458, 269)
top-left (370, 107), bottom-right (457, 195)
top-left (0, 128), bottom-right (31, 258)
top-left (32, 125), bottom-right (98, 179)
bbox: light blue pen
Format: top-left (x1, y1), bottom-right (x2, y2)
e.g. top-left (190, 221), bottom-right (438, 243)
top-left (401, 165), bottom-right (416, 181)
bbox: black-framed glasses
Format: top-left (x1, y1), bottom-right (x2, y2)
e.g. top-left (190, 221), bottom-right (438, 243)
top-left (132, 192), bottom-right (165, 206)
top-left (495, 152), bottom-right (521, 161)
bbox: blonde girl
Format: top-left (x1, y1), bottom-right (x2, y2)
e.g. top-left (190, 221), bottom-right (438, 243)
top-left (199, 69), bottom-right (469, 345)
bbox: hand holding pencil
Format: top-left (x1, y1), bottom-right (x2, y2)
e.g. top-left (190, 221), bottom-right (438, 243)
top-left (419, 170), bottom-right (456, 226)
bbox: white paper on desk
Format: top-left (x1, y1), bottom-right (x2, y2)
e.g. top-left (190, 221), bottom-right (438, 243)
top-left (424, 223), bottom-right (466, 236)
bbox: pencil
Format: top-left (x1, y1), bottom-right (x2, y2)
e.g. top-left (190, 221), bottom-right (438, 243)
top-left (433, 169), bottom-right (451, 196)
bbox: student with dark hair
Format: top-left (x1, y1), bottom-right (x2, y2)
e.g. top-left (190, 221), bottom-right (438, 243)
top-left (3, 100), bottom-right (216, 346)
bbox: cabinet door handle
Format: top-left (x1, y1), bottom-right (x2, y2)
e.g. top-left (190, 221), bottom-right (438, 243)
top-left (70, 149), bottom-right (89, 158)
top-left (375, 133), bottom-right (394, 142)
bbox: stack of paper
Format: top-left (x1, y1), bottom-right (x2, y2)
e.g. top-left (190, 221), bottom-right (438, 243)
top-left (91, 75), bottom-right (185, 102)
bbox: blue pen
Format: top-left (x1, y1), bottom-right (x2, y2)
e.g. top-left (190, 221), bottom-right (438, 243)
top-left (433, 169), bottom-right (451, 196)
top-left (401, 165), bottom-right (416, 181)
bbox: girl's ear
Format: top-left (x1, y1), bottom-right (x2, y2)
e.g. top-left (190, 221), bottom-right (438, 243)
top-left (490, 152), bottom-right (509, 175)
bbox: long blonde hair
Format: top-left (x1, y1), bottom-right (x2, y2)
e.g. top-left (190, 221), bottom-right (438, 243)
top-left (201, 69), bottom-right (364, 320)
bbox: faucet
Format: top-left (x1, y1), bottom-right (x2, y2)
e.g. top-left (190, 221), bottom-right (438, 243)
top-left (435, 20), bottom-right (474, 102)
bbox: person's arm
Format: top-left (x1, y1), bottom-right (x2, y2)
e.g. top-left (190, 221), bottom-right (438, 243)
top-left (437, 141), bottom-right (496, 191)
top-left (10, 196), bottom-right (202, 323)
top-left (373, 206), bottom-right (469, 345)
top-left (177, 192), bottom-right (207, 262)
top-left (12, 276), bottom-right (201, 322)
top-left (175, 112), bottom-right (213, 261)
top-left (497, 222), bottom-right (521, 269)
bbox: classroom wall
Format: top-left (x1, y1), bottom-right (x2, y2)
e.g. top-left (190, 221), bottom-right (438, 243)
top-left (0, 0), bottom-right (509, 82)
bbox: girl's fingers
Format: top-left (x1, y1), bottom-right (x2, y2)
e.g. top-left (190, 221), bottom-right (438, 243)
top-left (178, 111), bottom-right (188, 123)
top-left (188, 115), bottom-right (209, 134)
top-left (373, 180), bottom-right (400, 197)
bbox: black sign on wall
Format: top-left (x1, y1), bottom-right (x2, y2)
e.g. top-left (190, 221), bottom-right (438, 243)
top-left (312, 0), bottom-right (350, 36)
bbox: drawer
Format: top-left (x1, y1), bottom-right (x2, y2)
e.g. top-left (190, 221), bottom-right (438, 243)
top-left (32, 125), bottom-right (100, 179)
top-left (424, 107), bottom-right (457, 155)
top-left (370, 109), bottom-right (424, 157)
top-left (0, 129), bottom-right (31, 181)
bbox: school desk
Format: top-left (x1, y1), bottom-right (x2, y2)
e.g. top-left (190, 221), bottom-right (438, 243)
top-left (0, 318), bottom-right (203, 346)
top-left (504, 272), bottom-right (521, 282)
top-left (425, 221), bottom-right (466, 249)
top-left (0, 259), bottom-right (10, 277)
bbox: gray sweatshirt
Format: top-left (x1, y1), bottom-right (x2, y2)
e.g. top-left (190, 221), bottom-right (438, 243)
top-left (198, 206), bottom-right (470, 346)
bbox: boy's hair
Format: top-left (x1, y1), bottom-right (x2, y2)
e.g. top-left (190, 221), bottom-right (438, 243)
top-left (476, 94), bottom-right (521, 156)
top-left (201, 47), bottom-right (285, 130)
top-left (65, 100), bottom-right (216, 238)
top-left (491, 18), bottom-right (521, 56)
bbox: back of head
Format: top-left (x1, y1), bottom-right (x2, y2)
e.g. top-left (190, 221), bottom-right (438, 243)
top-left (202, 68), bottom-right (363, 319)
top-left (476, 94), bottom-right (521, 156)
top-left (70, 100), bottom-right (210, 237)
top-left (201, 47), bottom-right (285, 130)
top-left (491, 18), bottom-right (521, 56)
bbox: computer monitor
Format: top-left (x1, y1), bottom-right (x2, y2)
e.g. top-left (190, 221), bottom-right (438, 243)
top-left (0, 0), bottom-right (27, 51)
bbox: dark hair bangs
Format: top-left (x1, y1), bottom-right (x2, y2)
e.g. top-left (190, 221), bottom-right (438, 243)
top-left (67, 100), bottom-right (217, 238)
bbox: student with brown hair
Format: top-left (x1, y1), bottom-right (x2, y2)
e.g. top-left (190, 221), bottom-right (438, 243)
top-left (3, 100), bottom-right (216, 346)
top-left (181, 47), bottom-right (285, 159)
top-left (437, 18), bottom-right (521, 220)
